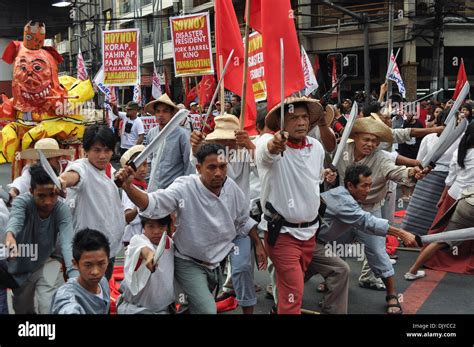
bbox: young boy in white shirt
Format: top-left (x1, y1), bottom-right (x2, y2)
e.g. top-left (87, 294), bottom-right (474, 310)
top-left (117, 215), bottom-right (175, 314)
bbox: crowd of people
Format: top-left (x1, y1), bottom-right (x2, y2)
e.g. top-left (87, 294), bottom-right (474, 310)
top-left (0, 83), bottom-right (473, 315)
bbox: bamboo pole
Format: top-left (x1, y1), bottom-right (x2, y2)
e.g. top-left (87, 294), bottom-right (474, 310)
top-left (239, 0), bottom-right (252, 129)
top-left (219, 55), bottom-right (225, 116)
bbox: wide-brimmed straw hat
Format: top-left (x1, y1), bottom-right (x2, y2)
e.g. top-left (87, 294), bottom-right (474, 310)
top-left (265, 96), bottom-right (324, 132)
top-left (21, 138), bottom-right (75, 160)
top-left (349, 117), bottom-right (393, 143)
top-left (144, 94), bottom-right (179, 115)
top-left (120, 145), bottom-right (145, 168)
top-left (205, 114), bottom-right (240, 141)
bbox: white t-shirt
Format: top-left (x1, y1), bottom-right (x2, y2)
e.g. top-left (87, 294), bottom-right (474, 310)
top-left (256, 134), bottom-right (324, 240)
top-left (417, 133), bottom-right (460, 172)
top-left (446, 148), bottom-right (474, 200)
top-left (122, 186), bottom-right (143, 243)
top-left (65, 159), bottom-right (126, 258)
top-left (119, 112), bottom-right (145, 149)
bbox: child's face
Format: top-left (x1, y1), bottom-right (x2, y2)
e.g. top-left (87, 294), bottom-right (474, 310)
top-left (134, 161), bottom-right (148, 181)
top-left (143, 221), bottom-right (168, 245)
top-left (73, 250), bottom-right (109, 288)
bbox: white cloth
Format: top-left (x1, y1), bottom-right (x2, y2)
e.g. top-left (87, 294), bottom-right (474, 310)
top-left (446, 149), bottom-right (474, 200)
top-left (119, 112), bottom-right (145, 149)
top-left (256, 134), bottom-right (324, 240)
top-left (120, 234), bottom-right (175, 313)
top-left (417, 133), bottom-right (460, 172)
top-left (8, 165), bottom-right (31, 195)
top-left (140, 175), bottom-right (256, 268)
top-left (122, 186), bottom-right (143, 243)
top-left (65, 159), bottom-right (126, 257)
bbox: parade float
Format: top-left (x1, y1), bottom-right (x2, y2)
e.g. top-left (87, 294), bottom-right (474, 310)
top-left (0, 21), bottom-right (102, 178)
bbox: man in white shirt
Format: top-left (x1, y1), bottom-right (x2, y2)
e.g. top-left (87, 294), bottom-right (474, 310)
top-left (59, 125), bottom-right (126, 280)
top-left (119, 101), bottom-right (145, 156)
top-left (115, 143), bottom-right (268, 314)
top-left (256, 96), bottom-right (333, 314)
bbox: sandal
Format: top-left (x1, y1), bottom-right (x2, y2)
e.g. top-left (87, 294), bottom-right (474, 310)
top-left (386, 294), bottom-right (403, 314)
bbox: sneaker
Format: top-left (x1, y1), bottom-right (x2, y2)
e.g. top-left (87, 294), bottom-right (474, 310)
top-left (389, 258), bottom-right (397, 265)
top-left (404, 270), bottom-right (426, 281)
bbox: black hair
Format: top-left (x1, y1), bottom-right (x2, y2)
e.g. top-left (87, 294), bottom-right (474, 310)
top-left (232, 95), bottom-right (241, 102)
top-left (462, 103), bottom-right (473, 122)
top-left (362, 102), bottom-right (381, 118)
top-left (195, 143), bottom-right (226, 164)
top-left (83, 125), bottom-right (116, 151)
top-left (72, 228), bottom-right (110, 262)
top-left (140, 215), bottom-right (172, 229)
top-left (344, 164), bottom-right (372, 188)
top-left (256, 103), bottom-right (268, 130)
top-left (457, 122), bottom-right (474, 168)
top-left (29, 164), bottom-right (54, 191)
top-left (231, 104), bottom-right (241, 118)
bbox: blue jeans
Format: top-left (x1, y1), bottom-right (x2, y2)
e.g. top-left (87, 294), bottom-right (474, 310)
top-left (229, 236), bottom-right (257, 307)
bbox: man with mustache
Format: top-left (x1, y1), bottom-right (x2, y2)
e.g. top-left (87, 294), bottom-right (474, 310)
top-left (144, 94), bottom-right (194, 192)
top-left (115, 143), bottom-right (268, 314)
top-left (255, 96), bottom-right (334, 314)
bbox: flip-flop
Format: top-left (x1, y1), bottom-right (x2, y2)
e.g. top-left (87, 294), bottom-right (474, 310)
top-left (359, 281), bottom-right (386, 291)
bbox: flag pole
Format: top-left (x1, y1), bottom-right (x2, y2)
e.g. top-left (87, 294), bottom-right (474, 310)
top-left (280, 37), bottom-right (285, 157)
top-left (201, 50), bottom-right (235, 132)
top-left (239, 0), bottom-right (251, 130)
top-left (219, 55), bottom-right (225, 115)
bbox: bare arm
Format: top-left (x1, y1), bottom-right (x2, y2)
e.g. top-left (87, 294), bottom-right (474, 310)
top-left (387, 225), bottom-right (418, 248)
top-left (58, 171), bottom-right (80, 189)
top-left (410, 126), bottom-right (444, 138)
top-left (115, 166), bottom-right (150, 210)
top-left (136, 134), bottom-right (145, 145)
top-left (125, 208), bottom-right (138, 224)
top-left (395, 154), bottom-right (420, 167)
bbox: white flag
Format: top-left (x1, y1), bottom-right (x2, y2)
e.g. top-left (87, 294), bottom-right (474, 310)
top-left (386, 50), bottom-right (406, 97)
top-left (301, 45), bottom-right (318, 96)
top-left (152, 65), bottom-right (162, 100)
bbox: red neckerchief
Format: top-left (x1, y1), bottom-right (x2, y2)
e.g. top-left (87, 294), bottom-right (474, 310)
top-left (133, 179), bottom-right (147, 191)
top-left (286, 137), bottom-right (313, 150)
top-left (105, 163), bottom-right (112, 178)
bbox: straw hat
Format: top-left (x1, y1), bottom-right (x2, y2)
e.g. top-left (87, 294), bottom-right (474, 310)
top-left (120, 145), bottom-right (145, 168)
top-left (265, 96), bottom-right (324, 132)
top-left (349, 117), bottom-right (393, 143)
top-left (20, 138), bottom-right (75, 160)
top-left (144, 94), bottom-right (179, 115)
top-left (205, 114), bottom-right (240, 141)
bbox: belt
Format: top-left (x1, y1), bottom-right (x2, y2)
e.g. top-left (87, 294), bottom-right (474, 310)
top-left (264, 214), bottom-right (319, 228)
top-left (174, 245), bottom-right (214, 267)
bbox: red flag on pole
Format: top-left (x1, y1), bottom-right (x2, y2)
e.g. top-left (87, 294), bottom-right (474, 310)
top-left (453, 58), bottom-right (467, 100)
top-left (77, 48), bottom-right (88, 81)
top-left (215, 0), bottom-right (257, 135)
top-left (199, 75), bottom-right (217, 108)
top-left (247, 0), bottom-right (305, 110)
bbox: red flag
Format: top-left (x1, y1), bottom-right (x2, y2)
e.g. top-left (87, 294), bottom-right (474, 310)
top-left (453, 58), bottom-right (467, 100)
top-left (77, 48), bottom-right (88, 81)
top-left (331, 56), bottom-right (338, 98)
top-left (199, 75), bottom-right (217, 107)
top-left (248, 0), bottom-right (305, 110)
top-left (215, 0), bottom-right (257, 135)
top-left (185, 85), bottom-right (198, 108)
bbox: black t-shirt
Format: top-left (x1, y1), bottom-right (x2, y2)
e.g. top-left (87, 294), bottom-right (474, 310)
top-left (397, 119), bottom-right (423, 159)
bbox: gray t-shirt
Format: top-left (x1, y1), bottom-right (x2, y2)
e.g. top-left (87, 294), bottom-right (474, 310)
top-left (5, 193), bottom-right (77, 286)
